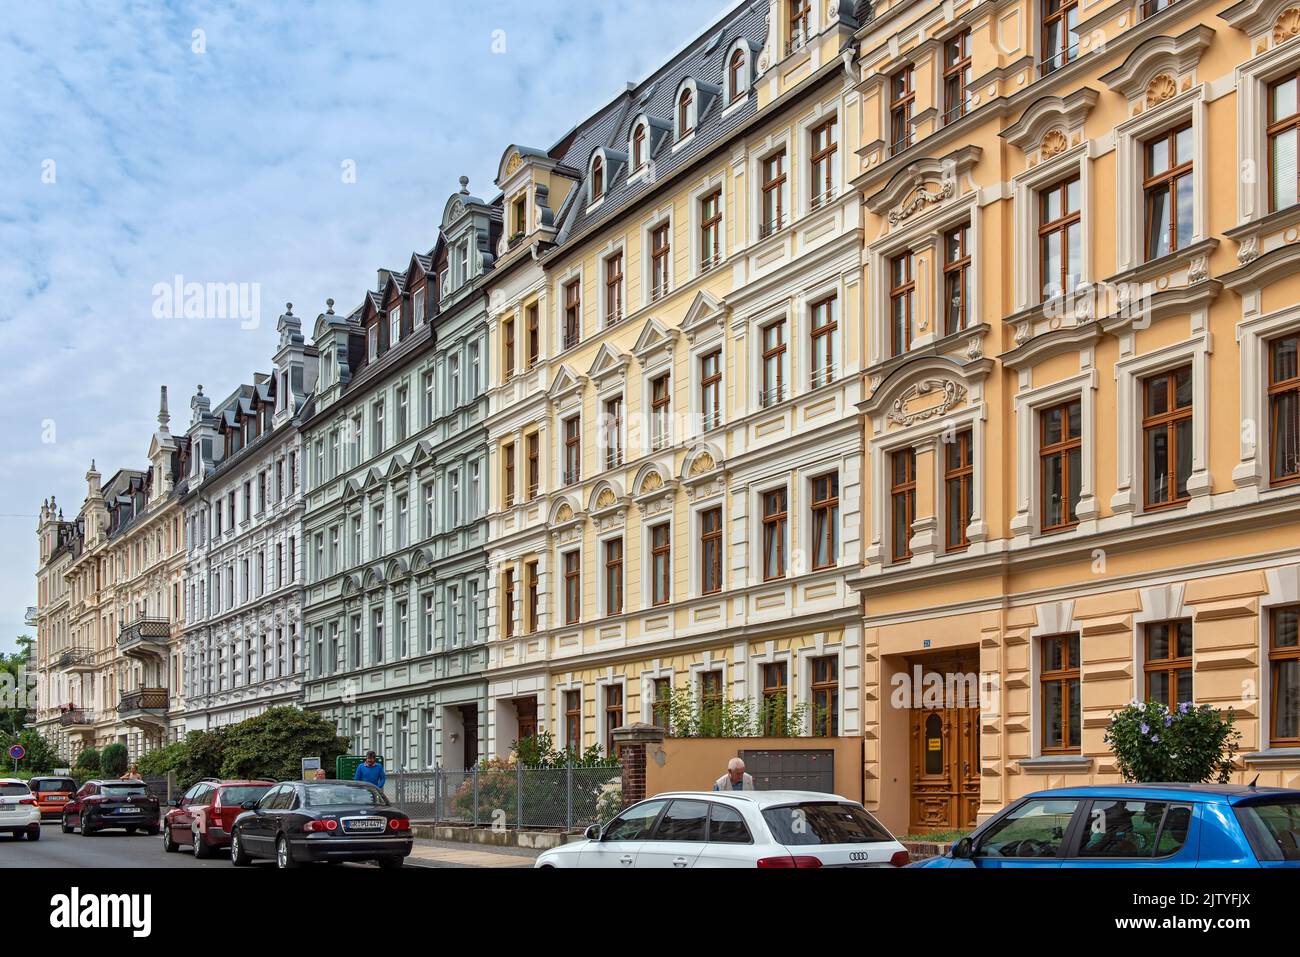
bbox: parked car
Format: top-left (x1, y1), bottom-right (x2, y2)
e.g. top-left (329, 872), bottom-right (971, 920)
top-left (163, 779), bottom-right (275, 857)
top-left (912, 783), bottom-right (1300, 868)
top-left (27, 775), bottom-right (78, 820)
top-left (534, 790), bottom-right (910, 868)
top-left (229, 780), bottom-right (413, 869)
top-left (0, 779), bottom-right (42, 841)
top-left (61, 779), bottom-right (161, 836)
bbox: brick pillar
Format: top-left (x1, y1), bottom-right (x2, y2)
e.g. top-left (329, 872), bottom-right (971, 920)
top-left (611, 722), bottom-right (665, 807)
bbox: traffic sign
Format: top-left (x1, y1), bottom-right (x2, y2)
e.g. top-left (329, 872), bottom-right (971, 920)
top-left (7, 744), bottom-right (25, 762)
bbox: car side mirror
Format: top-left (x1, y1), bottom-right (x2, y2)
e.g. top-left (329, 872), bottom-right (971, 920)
top-left (951, 836), bottom-right (974, 859)
top-left (241, 800), bottom-right (258, 811)
top-left (171, 797), bottom-right (182, 807)
top-left (584, 824), bottom-right (601, 841)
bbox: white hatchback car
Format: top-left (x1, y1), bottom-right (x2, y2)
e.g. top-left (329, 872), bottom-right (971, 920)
top-left (0, 779), bottom-right (43, 841)
top-left (535, 790), bottom-right (909, 868)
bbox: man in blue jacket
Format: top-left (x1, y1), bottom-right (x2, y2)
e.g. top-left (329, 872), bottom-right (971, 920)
top-left (354, 750), bottom-right (386, 788)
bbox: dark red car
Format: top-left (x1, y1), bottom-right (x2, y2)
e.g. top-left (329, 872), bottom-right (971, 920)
top-left (61, 780), bottom-right (160, 836)
top-left (163, 780), bottom-right (274, 857)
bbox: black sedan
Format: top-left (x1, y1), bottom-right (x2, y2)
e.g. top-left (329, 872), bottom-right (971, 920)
top-left (229, 780), bottom-right (413, 869)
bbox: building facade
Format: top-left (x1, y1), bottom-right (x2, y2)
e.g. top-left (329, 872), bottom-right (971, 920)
top-left (481, 0), bottom-right (873, 759)
top-left (33, 497), bottom-right (82, 760)
top-left (850, 0), bottom-right (1300, 835)
top-left (299, 181), bottom-right (496, 771)
top-left (177, 306), bottom-right (317, 730)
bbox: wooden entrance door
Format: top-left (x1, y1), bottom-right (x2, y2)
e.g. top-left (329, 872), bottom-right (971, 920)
top-left (908, 659), bottom-right (980, 832)
top-left (514, 697), bottom-right (537, 742)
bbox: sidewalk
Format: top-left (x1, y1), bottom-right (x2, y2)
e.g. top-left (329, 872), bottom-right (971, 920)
top-left (404, 837), bottom-right (542, 869)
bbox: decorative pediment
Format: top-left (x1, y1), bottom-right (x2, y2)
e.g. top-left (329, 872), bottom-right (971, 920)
top-left (1221, 0), bottom-right (1300, 42)
top-left (384, 453), bottom-right (410, 480)
top-left (861, 355), bottom-right (989, 420)
top-left (633, 465), bottom-right (677, 519)
top-left (681, 289), bottom-right (728, 345)
top-left (360, 467), bottom-right (385, 493)
top-left (882, 378), bottom-right (968, 427)
top-left (1001, 87), bottom-right (1099, 158)
top-left (631, 317), bottom-right (681, 366)
top-left (586, 343), bottom-right (631, 388)
top-left (1099, 26), bottom-right (1214, 103)
top-left (588, 481), bottom-right (629, 532)
top-left (340, 574), bottom-right (363, 598)
top-left (385, 557), bottom-right (410, 582)
top-left (410, 547), bottom-right (434, 575)
top-left (409, 440), bottom-right (434, 469)
top-left (547, 365), bottom-right (587, 405)
top-left (547, 497), bottom-right (586, 546)
top-left (362, 565), bottom-right (386, 591)
top-left (866, 146), bottom-right (982, 222)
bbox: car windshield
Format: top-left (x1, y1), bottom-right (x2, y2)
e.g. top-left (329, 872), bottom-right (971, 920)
top-left (1234, 800), bottom-right (1300, 861)
top-left (219, 785), bottom-right (272, 806)
top-left (101, 784), bottom-right (147, 797)
top-left (33, 779), bottom-right (75, 792)
top-left (303, 784), bottom-right (388, 808)
top-left (762, 802), bottom-right (894, 846)
top-left (0, 783), bottom-right (30, 796)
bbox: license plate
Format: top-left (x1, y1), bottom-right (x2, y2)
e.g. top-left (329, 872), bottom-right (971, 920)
top-left (114, 807), bottom-right (136, 814)
top-left (342, 818), bottom-right (385, 832)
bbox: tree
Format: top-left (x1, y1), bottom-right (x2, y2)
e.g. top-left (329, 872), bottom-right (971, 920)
top-left (75, 748), bottom-right (101, 772)
top-left (135, 729), bottom-right (228, 789)
top-left (218, 707), bottom-right (348, 781)
top-left (1105, 701), bottom-right (1242, 784)
top-left (0, 638), bottom-right (36, 737)
top-left (100, 742), bottom-right (128, 776)
top-left (0, 729), bottom-right (58, 773)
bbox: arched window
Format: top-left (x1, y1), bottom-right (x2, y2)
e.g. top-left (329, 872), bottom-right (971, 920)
top-left (591, 154), bottom-right (604, 202)
top-left (729, 48), bottom-right (746, 101)
top-left (678, 87), bottom-right (694, 139)
top-left (632, 124), bottom-right (646, 172)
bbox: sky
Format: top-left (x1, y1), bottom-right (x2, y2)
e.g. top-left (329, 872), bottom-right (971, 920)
top-left (0, 0), bottom-right (739, 654)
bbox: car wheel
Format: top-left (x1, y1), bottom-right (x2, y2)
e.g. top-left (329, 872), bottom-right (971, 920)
top-left (26, 826), bottom-right (41, 841)
top-left (80, 821), bottom-right (95, 836)
top-left (61, 816), bottom-right (73, 834)
top-left (229, 828), bottom-right (252, 867)
top-left (162, 827), bottom-right (179, 853)
top-left (376, 855), bottom-right (403, 869)
top-left (275, 834), bottom-right (298, 870)
top-left (192, 829), bottom-right (211, 859)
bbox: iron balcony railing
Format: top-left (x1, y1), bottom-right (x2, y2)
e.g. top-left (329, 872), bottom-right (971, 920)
top-left (701, 410), bottom-right (722, 432)
top-left (784, 31), bottom-right (805, 57)
top-left (56, 646), bottom-right (95, 668)
top-left (889, 130), bottom-right (915, 158)
top-left (562, 328), bottom-right (580, 351)
top-left (1040, 43), bottom-right (1081, 77)
top-left (758, 385), bottom-right (786, 409)
top-left (809, 365), bottom-right (837, 390)
top-left (604, 447), bottom-right (624, 471)
top-left (758, 212), bottom-right (788, 240)
top-left (385, 766), bottom-right (623, 830)
top-left (59, 708), bottom-right (96, 727)
top-left (118, 688), bottom-right (168, 714)
top-left (118, 618), bottom-right (170, 648)
top-left (699, 249), bottom-right (722, 273)
top-left (650, 278), bottom-right (671, 303)
top-left (563, 468), bottom-right (581, 487)
top-left (809, 186), bottom-right (838, 212)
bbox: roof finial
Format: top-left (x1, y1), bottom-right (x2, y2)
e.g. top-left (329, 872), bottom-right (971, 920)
top-left (285, 302), bottom-right (293, 315)
top-left (197, 384), bottom-right (203, 396)
top-left (326, 298), bottom-right (335, 314)
top-left (158, 385), bottom-right (170, 429)
top-left (459, 175), bottom-right (470, 194)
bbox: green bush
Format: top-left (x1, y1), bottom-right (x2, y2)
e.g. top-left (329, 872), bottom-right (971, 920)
top-left (75, 748), bottom-right (101, 771)
top-left (100, 742), bottom-right (128, 776)
top-left (0, 729), bottom-right (58, 773)
top-left (218, 707), bottom-right (348, 782)
top-left (657, 687), bottom-right (813, 738)
top-left (1104, 701), bottom-right (1242, 784)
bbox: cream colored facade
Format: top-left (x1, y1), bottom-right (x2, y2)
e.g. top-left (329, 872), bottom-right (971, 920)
top-left (33, 391), bottom-right (188, 762)
top-left (482, 0), bottom-right (872, 757)
top-left (851, 0), bottom-right (1300, 835)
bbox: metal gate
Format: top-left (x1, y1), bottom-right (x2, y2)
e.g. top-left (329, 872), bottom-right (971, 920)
top-left (739, 749), bottom-right (835, 793)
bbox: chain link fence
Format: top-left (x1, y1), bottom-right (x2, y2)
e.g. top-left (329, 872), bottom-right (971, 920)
top-left (385, 767), bottom-right (622, 830)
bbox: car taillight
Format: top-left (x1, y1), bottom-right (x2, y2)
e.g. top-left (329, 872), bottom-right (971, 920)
top-left (18, 798), bottom-right (37, 806)
top-left (756, 855), bottom-right (822, 868)
top-left (389, 817), bottom-right (409, 831)
top-left (303, 819), bottom-right (338, 833)
top-left (889, 850), bottom-right (911, 867)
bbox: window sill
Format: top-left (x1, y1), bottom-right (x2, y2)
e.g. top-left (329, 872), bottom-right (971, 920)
top-left (1016, 755), bottom-right (1093, 773)
top-left (1242, 748), bottom-right (1300, 769)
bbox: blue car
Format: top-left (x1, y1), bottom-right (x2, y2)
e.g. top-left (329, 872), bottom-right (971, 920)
top-left (912, 783), bottom-right (1300, 868)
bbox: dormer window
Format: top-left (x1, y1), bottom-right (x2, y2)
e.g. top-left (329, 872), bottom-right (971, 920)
top-left (677, 87), bottom-right (694, 140)
top-left (788, 0), bottom-right (810, 54)
top-left (458, 240), bottom-right (470, 285)
top-left (512, 194), bottom-right (527, 237)
top-left (632, 124), bottom-right (646, 173)
top-left (368, 325), bottom-right (378, 361)
top-left (412, 287), bottom-right (425, 324)
top-left (591, 154), bottom-right (605, 203)
top-left (728, 48), bottom-right (747, 102)
top-left (389, 304), bottom-right (401, 345)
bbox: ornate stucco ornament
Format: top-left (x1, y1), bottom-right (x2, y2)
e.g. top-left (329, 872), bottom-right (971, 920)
top-left (886, 379), bottom-right (967, 427)
top-left (1237, 235), bottom-right (1260, 265)
top-left (1275, 7), bottom-right (1300, 45)
top-left (889, 179), bottom-right (955, 226)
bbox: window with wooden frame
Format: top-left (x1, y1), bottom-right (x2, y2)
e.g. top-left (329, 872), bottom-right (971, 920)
top-left (604, 251), bottom-right (624, 325)
top-left (809, 295), bottom-right (837, 389)
top-left (811, 656), bottom-right (839, 737)
top-left (526, 303), bottom-right (540, 368)
top-left (563, 279), bottom-right (581, 350)
top-left (1040, 633), bottom-right (1081, 753)
top-left (651, 373), bottom-right (671, 451)
top-left (526, 432), bottom-right (540, 501)
top-left (728, 48), bottom-right (746, 102)
top-left (788, 0), bottom-right (809, 51)
top-left (677, 87), bottom-right (694, 139)
top-left (891, 449), bottom-right (916, 563)
top-left (1141, 0), bottom-right (1177, 17)
top-left (810, 472), bottom-right (840, 570)
top-left (564, 690), bottom-right (581, 752)
top-left (591, 154), bottom-right (604, 202)
top-left (651, 223), bottom-right (671, 301)
top-left (700, 507), bottom-right (723, 595)
top-left (701, 669), bottom-right (723, 727)
top-left (651, 522), bottom-right (671, 606)
top-left (1270, 605), bottom-right (1300, 747)
top-left (809, 116), bottom-right (837, 209)
top-left (503, 317), bottom-right (516, 380)
top-left (1144, 124), bottom-right (1193, 261)
top-left (525, 560), bottom-right (539, 634)
top-left (943, 31), bottom-right (972, 124)
top-left (601, 536), bottom-right (625, 616)
top-left (762, 488), bottom-right (788, 581)
top-left (563, 415), bottom-right (581, 485)
top-left (503, 442), bottom-right (516, 509)
top-left (1041, 0), bottom-right (1080, 76)
top-left (760, 150), bottom-right (787, 238)
top-left (651, 677), bottom-right (672, 730)
top-left (603, 395), bottom-right (624, 470)
top-left (512, 195), bottom-right (527, 237)
top-left (761, 661), bottom-right (788, 735)
top-left (604, 685), bottom-right (624, 753)
top-left (1270, 334), bottom-right (1300, 487)
top-left (1143, 365), bottom-right (1193, 509)
top-left (1269, 70), bottom-right (1300, 212)
top-left (945, 429), bottom-right (974, 551)
top-left (943, 222), bottom-right (972, 336)
top-left (760, 319), bottom-right (786, 408)
top-left (890, 251), bottom-right (914, 356)
top-left (563, 551), bottom-right (581, 625)
top-left (1144, 620), bottom-right (1192, 708)
top-left (700, 189), bottom-right (722, 270)
top-left (1040, 398), bottom-right (1082, 532)
top-left (700, 349), bottom-right (722, 431)
top-left (632, 123), bottom-right (646, 173)
top-left (503, 568), bottom-right (516, 639)
top-left (1039, 175), bottom-right (1083, 301)
top-left (889, 66), bottom-right (914, 156)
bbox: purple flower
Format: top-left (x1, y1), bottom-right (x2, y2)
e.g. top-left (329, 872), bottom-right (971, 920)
top-left (1178, 702), bottom-right (1192, 714)
top-left (1164, 714), bottom-right (1173, 727)
top-left (1140, 722), bottom-right (1150, 735)
top-left (1150, 734), bottom-right (1160, 743)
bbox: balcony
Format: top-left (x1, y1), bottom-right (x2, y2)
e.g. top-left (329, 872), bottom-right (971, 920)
top-left (118, 618), bottom-right (170, 660)
top-left (118, 688), bottom-right (169, 728)
top-left (58, 708), bottom-right (96, 729)
top-left (758, 213), bottom-right (788, 241)
top-left (56, 646), bottom-right (96, 671)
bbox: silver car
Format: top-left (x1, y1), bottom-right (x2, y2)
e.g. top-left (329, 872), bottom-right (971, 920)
top-left (535, 790), bottom-right (909, 868)
top-left (0, 779), bottom-right (43, 841)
